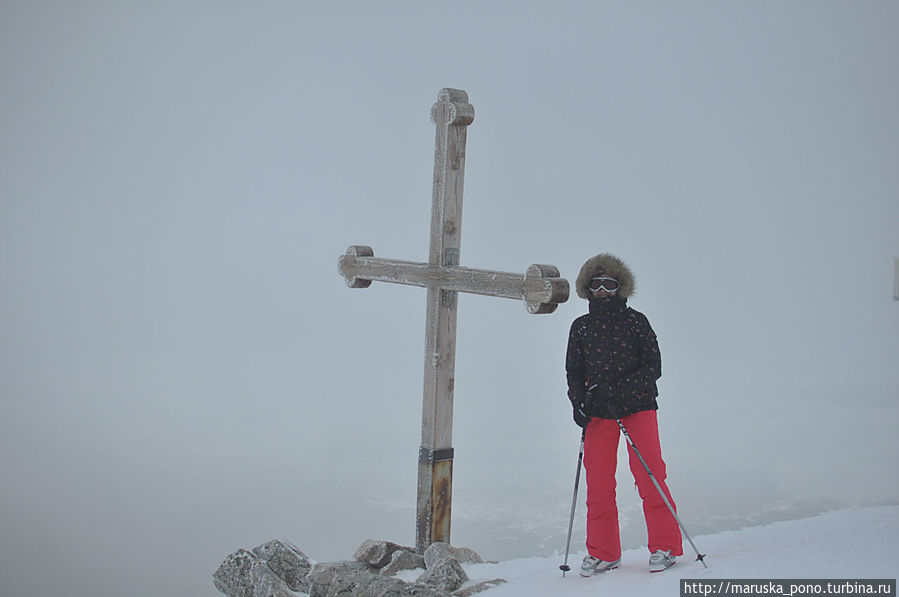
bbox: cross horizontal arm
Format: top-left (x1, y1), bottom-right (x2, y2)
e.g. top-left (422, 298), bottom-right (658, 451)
top-left (338, 245), bottom-right (569, 314)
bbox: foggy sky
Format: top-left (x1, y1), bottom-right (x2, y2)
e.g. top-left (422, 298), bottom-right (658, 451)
top-left (2, 2), bottom-right (898, 596)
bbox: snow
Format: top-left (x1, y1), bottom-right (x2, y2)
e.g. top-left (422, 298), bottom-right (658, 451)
top-left (454, 506), bottom-right (898, 597)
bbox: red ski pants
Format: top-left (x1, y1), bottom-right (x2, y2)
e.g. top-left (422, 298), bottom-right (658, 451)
top-left (583, 410), bottom-right (683, 561)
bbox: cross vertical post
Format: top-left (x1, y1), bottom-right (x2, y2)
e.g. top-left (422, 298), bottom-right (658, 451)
top-left (416, 88), bottom-right (474, 552)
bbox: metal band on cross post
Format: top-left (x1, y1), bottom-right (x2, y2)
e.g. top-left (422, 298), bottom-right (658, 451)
top-left (338, 88), bottom-right (569, 554)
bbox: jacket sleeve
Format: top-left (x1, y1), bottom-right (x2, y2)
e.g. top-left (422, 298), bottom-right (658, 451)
top-left (615, 314), bottom-right (662, 400)
top-left (565, 320), bottom-right (587, 405)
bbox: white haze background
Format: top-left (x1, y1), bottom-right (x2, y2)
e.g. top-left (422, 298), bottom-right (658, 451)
top-left (1, 2), bottom-right (897, 596)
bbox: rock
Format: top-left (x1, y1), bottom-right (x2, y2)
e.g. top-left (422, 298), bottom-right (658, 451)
top-left (214, 549), bottom-right (261, 597)
top-left (423, 543), bottom-right (483, 570)
top-left (250, 565), bottom-right (297, 597)
top-left (451, 547), bottom-right (483, 565)
top-left (380, 548), bottom-right (426, 576)
top-left (308, 560), bottom-right (371, 597)
top-left (324, 568), bottom-right (380, 597)
top-left (353, 539), bottom-right (412, 569)
top-left (328, 567), bottom-right (450, 597)
top-left (213, 549), bottom-right (295, 597)
top-left (214, 539), bottom-right (500, 597)
top-left (452, 578), bottom-right (507, 597)
top-left (252, 539), bottom-right (312, 592)
top-left (417, 558), bottom-right (468, 593)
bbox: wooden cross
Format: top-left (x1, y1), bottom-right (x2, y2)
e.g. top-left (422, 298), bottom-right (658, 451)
top-left (338, 88), bottom-right (569, 553)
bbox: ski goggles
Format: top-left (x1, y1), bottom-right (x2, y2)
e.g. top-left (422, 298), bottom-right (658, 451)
top-left (588, 276), bottom-right (620, 293)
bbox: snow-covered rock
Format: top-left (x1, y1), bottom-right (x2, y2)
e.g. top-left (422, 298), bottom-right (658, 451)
top-left (380, 548), bottom-right (426, 576)
top-left (214, 540), bottom-right (494, 597)
top-left (416, 557), bottom-right (468, 592)
top-left (423, 542), bottom-right (484, 568)
top-left (353, 539), bottom-right (414, 569)
top-left (252, 540), bottom-right (312, 592)
top-left (213, 548), bottom-right (296, 597)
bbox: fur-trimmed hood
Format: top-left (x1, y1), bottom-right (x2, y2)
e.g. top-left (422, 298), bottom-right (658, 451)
top-left (575, 253), bottom-right (636, 299)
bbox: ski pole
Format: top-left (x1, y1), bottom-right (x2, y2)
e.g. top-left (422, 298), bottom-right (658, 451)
top-left (614, 416), bottom-right (707, 568)
top-left (559, 427), bottom-right (586, 576)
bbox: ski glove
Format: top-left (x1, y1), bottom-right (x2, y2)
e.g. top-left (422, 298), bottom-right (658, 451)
top-left (572, 401), bottom-right (590, 428)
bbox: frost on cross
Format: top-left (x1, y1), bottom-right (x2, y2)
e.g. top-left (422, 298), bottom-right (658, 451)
top-left (337, 88), bottom-right (568, 553)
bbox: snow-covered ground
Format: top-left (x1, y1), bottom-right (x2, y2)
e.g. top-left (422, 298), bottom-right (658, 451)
top-left (453, 506), bottom-right (897, 597)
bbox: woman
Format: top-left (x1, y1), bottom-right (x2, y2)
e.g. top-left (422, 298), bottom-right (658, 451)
top-left (565, 253), bottom-right (683, 575)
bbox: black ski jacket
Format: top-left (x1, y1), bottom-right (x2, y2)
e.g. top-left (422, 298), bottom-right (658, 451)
top-left (565, 296), bottom-right (661, 419)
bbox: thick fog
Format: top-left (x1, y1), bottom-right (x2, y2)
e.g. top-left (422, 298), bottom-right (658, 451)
top-left (1, 2), bottom-right (897, 596)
